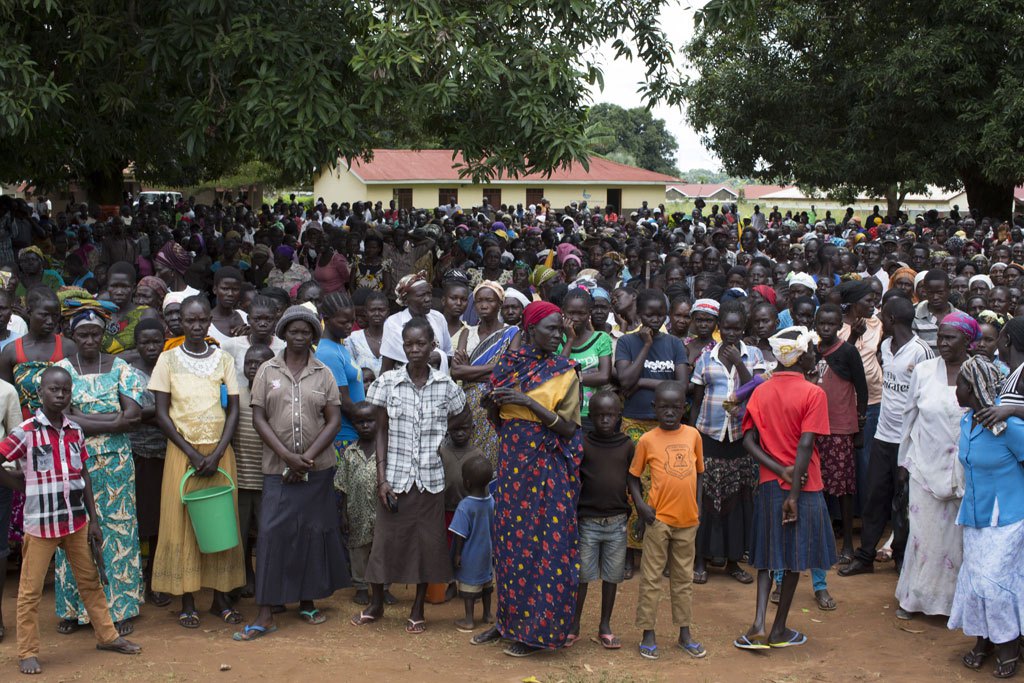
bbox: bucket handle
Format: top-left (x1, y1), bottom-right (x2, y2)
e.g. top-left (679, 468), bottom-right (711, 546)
top-left (180, 467), bottom-right (235, 504)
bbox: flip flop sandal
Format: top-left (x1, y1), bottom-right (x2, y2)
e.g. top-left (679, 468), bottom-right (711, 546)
top-left (116, 619), bottom-right (135, 636)
top-left (232, 624), bottom-right (278, 642)
top-left (96, 639), bottom-right (142, 655)
top-left (406, 619), bottom-right (426, 634)
top-left (680, 641), bottom-right (707, 659)
top-left (146, 591), bottom-right (172, 608)
top-left (769, 631), bottom-right (808, 648)
top-left (350, 611), bottom-right (378, 626)
top-left (214, 608), bottom-right (244, 624)
top-left (693, 570), bottom-right (709, 585)
top-left (962, 648), bottom-right (991, 670)
top-left (471, 627), bottom-right (502, 645)
top-left (562, 633), bottom-right (580, 648)
top-left (769, 587), bottom-right (781, 604)
top-left (995, 656), bottom-right (1020, 679)
top-left (505, 642), bottom-right (543, 657)
top-left (178, 611), bottom-right (200, 629)
top-left (733, 634), bottom-right (770, 650)
top-left (597, 633), bottom-right (622, 650)
top-left (729, 567), bottom-right (754, 584)
top-left (57, 618), bottom-right (81, 635)
top-left (299, 609), bottom-right (327, 625)
top-left (638, 643), bottom-right (659, 660)
top-left (815, 592), bottom-right (837, 611)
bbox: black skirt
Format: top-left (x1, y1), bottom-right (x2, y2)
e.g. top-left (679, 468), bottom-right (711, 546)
top-left (254, 468), bottom-right (351, 605)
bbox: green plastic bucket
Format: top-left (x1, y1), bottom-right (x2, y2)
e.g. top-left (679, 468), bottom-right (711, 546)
top-left (179, 467), bottom-right (239, 554)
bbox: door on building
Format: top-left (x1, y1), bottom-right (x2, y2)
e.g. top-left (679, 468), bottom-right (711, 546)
top-left (393, 188), bottom-right (413, 211)
top-left (438, 188), bottom-right (458, 207)
top-left (482, 188), bottom-right (502, 209)
top-left (526, 188), bottom-right (545, 208)
top-left (606, 188), bottom-right (622, 212)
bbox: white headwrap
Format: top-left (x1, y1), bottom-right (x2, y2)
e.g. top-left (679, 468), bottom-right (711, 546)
top-left (787, 272), bottom-right (817, 293)
top-left (968, 274), bottom-right (993, 290)
top-left (769, 326), bottom-right (820, 368)
top-left (692, 298), bottom-right (720, 317)
top-left (503, 287), bottom-right (531, 309)
top-left (162, 290), bottom-right (188, 311)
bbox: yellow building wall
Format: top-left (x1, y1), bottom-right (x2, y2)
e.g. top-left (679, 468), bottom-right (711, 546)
top-left (313, 166), bottom-right (368, 204)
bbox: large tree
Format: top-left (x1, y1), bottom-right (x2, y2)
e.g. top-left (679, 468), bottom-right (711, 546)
top-left (685, 0), bottom-right (1024, 219)
top-left (0, 0), bottom-right (683, 204)
top-left (587, 103), bottom-right (680, 176)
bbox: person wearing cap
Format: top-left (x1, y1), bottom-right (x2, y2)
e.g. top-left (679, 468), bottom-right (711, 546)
top-left (237, 306), bottom-right (348, 640)
top-left (53, 309), bottom-right (146, 637)
top-left (266, 245), bottom-right (311, 294)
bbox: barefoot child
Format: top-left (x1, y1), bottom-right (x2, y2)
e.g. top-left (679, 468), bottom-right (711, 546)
top-left (440, 409), bottom-right (484, 600)
top-left (449, 456), bottom-right (495, 632)
top-left (569, 390), bottom-right (633, 649)
top-left (628, 381), bottom-right (706, 660)
top-left (335, 402), bottom-right (396, 606)
top-left (0, 366), bottom-right (140, 675)
top-left (232, 344), bottom-right (275, 598)
top-left (736, 326), bottom-right (836, 651)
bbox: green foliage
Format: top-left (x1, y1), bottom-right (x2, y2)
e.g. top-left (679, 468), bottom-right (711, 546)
top-left (685, 0), bottom-right (1024, 218)
top-left (0, 0), bottom-right (683, 202)
top-left (587, 103), bottom-right (680, 176)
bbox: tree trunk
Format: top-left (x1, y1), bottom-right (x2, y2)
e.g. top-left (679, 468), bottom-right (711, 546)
top-left (960, 167), bottom-right (1016, 222)
top-left (83, 164), bottom-right (127, 206)
top-left (885, 184), bottom-right (901, 220)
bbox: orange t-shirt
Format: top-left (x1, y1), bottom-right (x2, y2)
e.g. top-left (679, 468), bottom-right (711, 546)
top-left (629, 425), bottom-right (705, 528)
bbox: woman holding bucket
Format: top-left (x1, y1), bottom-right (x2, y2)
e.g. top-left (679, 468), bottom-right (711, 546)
top-left (234, 305), bottom-right (349, 640)
top-left (149, 295), bottom-right (246, 629)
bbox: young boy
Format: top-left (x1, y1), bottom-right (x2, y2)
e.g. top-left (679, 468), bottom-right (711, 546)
top-left (569, 391), bottom-right (633, 649)
top-left (0, 366), bottom-right (140, 675)
top-left (628, 381), bottom-right (705, 660)
top-left (448, 456), bottom-right (495, 632)
top-left (439, 409), bottom-right (484, 600)
top-left (335, 402), bottom-right (395, 606)
top-left (737, 326), bottom-right (835, 650)
top-left (233, 343), bottom-right (275, 598)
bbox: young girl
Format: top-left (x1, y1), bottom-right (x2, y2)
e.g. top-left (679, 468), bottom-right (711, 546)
top-left (558, 287), bottom-right (611, 433)
top-left (149, 295), bottom-right (245, 629)
top-left (351, 318), bottom-right (465, 633)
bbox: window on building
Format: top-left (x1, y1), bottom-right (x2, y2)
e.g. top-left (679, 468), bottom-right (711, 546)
top-left (482, 187), bottom-right (501, 208)
top-left (438, 189), bottom-right (458, 207)
top-left (393, 188), bottom-right (413, 211)
top-left (526, 188), bottom-right (545, 207)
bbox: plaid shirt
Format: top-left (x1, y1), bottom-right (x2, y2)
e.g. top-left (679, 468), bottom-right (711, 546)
top-left (0, 410), bottom-right (91, 538)
top-left (692, 342), bottom-right (766, 443)
top-left (366, 366), bottom-right (466, 494)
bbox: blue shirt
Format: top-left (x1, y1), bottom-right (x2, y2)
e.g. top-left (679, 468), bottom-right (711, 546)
top-left (448, 494), bottom-right (495, 586)
top-left (957, 411), bottom-right (1024, 528)
top-left (615, 333), bottom-right (687, 420)
top-left (316, 338), bottom-right (365, 444)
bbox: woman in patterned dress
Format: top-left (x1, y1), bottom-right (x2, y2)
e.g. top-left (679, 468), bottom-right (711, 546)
top-left (471, 301), bottom-right (582, 657)
top-left (54, 309), bottom-right (145, 635)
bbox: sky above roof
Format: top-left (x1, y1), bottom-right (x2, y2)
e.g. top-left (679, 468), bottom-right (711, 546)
top-left (589, 0), bottom-right (719, 173)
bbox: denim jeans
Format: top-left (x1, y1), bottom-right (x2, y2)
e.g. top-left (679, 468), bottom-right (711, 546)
top-left (855, 403), bottom-right (881, 513)
top-left (773, 568), bottom-right (827, 592)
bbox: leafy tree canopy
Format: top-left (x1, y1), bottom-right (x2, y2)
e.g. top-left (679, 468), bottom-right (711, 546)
top-left (685, 0), bottom-right (1024, 219)
top-left (586, 103), bottom-right (680, 176)
top-left (0, 0), bottom-right (682, 202)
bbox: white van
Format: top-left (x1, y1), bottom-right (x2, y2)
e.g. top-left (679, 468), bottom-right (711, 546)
top-left (133, 191), bottom-right (183, 209)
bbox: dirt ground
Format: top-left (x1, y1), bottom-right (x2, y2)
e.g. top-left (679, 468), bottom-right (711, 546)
top-left (0, 557), bottom-right (976, 683)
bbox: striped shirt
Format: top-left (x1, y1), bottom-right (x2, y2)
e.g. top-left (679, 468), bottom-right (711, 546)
top-left (1000, 363), bottom-right (1024, 406)
top-left (0, 411), bottom-right (90, 538)
top-left (232, 385), bottom-right (264, 490)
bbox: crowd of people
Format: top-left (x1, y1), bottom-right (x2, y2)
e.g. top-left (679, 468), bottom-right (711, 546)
top-left (0, 191), bottom-right (1022, 676)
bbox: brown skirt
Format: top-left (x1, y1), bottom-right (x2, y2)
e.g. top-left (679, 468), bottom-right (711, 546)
top-left (134, 455), bottom-right (165, 539)
top-left (365, 488), bottom-right (452, 585)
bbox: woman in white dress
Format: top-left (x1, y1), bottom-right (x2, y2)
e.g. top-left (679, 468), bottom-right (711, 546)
top-left (895, 312), bottom-right (975, 619)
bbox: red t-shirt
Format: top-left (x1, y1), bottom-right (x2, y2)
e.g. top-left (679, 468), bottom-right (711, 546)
top-left (742, 371), bottom-right (830, 492)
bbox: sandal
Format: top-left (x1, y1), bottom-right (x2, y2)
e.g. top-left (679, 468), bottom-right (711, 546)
top-left (769, 630), bottom-right (808, 648)
top-left (680, 641), bottom-right (707, 658)
top-left (57, 618), bottom-right (81, 635)
top-left (693, 569), bottom-right (709, 585)
top-left (505, 641), bottom-right (543, 657)
top-left (729, 567), bottom-right (754, 584)
top-left (563, 633), bottom-right (580, 648)
top-left (406, 618), bottom-right (426, 634)
top-left (115, 619), bottom-right (134, 636)
top-left (95, 637), bottom-right (141, 655)
top-left (995, 655), bottom-right (1020, 679)
top-left (638, 643), bottom-right (659, 660)
top-left (178, 611), bottom-right (200, 629)
top-left (598, 633), bottom-right (622, 650)
top-left (213, 607), bottom-right (244, 624)
top-left (733, 634), bottom-right (770, 650)
top-left (837, 549), bottom-right (854, 565)
top-left (232, 624), bottom-right (278, 641)
top-left (815, 589), bottom-right (837, 611)
top-left (623, 564), bottom-right (634, 581)
top-left (146, 590), bottom-right (172, 608)
top-left (962, 646), bottom-right (992, 670)
top-left (769, 586), bottom-right (781, 605)
top-left (350, 610), bottom-right (378, 626)
top-left (299, 609), bottom-right (327, 625)
top-left (471, 626), bottom-right (502, 645)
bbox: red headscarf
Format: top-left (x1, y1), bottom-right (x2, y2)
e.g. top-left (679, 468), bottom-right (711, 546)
top-left (752, 285), bottom-right (777, 305)
top-left (522, 301), bottom-right (561, 328)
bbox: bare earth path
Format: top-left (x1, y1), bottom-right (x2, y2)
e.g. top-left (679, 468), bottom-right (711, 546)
top-left (0, 562), bottom-right (970, 682)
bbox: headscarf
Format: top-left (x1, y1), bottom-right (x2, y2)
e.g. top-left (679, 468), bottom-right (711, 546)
top-left (556, 243), bottom-right (579, 265)
top-left (442, 269), bottom-right (470, 286)
top-left (69, 309), bottom-right (107, 332)
top-left (787, 272), bottom-right (817, 293)
top-left (692, 298), bottom-right (720, 317)
top-left (531, 265), bottom-right (557, 287)
top-left (394, 270), bottom-right (428, 306)
top-left (913, 271), bottom-right (928, 289)
top-left (162, 290), bottom-right (189, 311)
top-left (968, 274), bottom-right (993, 290)
top-left (722, 287), bottom-right (747, 302)
top-left (590, 286), bottom-right (611, 302)
top-left (18, 245), bottom-right (46, 262)
top-left (522, 301), bottom-right (561, 328)
top-left (252, 244), bottom-right (273, 261)
top-left (977, 310), bottom-right (1005, 328)
top-left (137, 275), bottom-right (168, 303)
top-left (959, 355), bottom-right (1006, 433)
top-left (562, 253), bottom-right (582, 268)
top-left (274, 245), bottom-right (295, 260)
top-left (889, 266), bottom-right (917, 290)
top-left (474, 280), bottom-right (505, 301)
top-left (751, 284), bottom-right (777, 305)
top-left (769, 326), bottom-right (820, 368)
top-left (941, 311), bottom-right (981, 343)
top-left (836, 279), bottom-right (873, 306)
top-left (155, 241), bottom-right (192, 275)
top-left (602, 251), bottom-right (626, 269)
top-left (503, 287), bottom-right (531, 309)
top-left (57, 286), bottom-right (117, 324)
